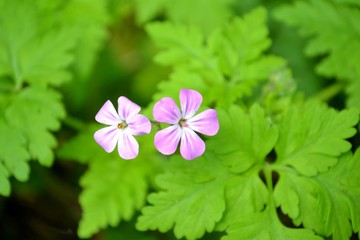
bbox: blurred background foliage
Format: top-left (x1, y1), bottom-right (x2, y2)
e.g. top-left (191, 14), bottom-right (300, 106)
top-left (0, 0), bottom-right (359, 239)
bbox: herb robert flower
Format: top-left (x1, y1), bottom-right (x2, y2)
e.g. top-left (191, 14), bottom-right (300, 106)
top-left (153, 89), bottom-right (219, 160)
top-left (94, 97), bottom-right (151, 160)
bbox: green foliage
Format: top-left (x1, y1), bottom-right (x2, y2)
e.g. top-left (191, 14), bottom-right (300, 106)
top-left (137, 101), bottom-right (359, 239)
top-left (0, 0), bottom-right (77, 87)
top-left (207, 104), bottom-right (278, 174)
top-left (137, 153), bottom-right (228, 240)
top-left (275, 100), bottom-right (359, 176)
top-left (136, 106), bottom-right (274, 239)
top-left (60, 127), bottom-right (161, 238)
top-left (59, 125), bottom-right (106, 164)
top-left (223, 202), bottom-right (322, 240)
top-left (0, 119), bottom-right (29, 196)
top-left (0, 0), bottom-right (109, 196)
top-left (274, 150), bottom-right (360, 240)
top-left (0, 86), bottom-right (65, 195)
top-left (2, 0), bottom-right (360, 239)
top-left (5, 87), bottom-right (65, 165)
top-left (134, 0), bottom-right (235, 34)
top-left (274, 0), bottom-right (360, 108)
top-left (60, 0), bottom-right (109, 79)
top-left (146, 7), bottom-right (286, 109)
top-left (215, 165), bottom-right (268, 231)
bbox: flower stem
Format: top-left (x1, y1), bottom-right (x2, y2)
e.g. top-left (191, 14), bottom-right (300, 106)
top-left (150, 120), bottom-right (161, 130)
top-left (6, 42), bottom-right (22, 91)
top-left (314, 82), bottom-right (345, 102)
top-left (63, 116), bottom-right (86, 131)
top-left (264, 163), bottom-right (273, 194)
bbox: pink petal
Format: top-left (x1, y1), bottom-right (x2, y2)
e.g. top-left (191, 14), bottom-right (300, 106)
top-left (153, 97), bottom-right (182, 124)
top-left (154, 125), bottom-right (182, 155)
top-left (94, 125), bottom-right (119, 153)
top-left (95, 100), bottom-right (120, 125)
top-left (127, 114), bottom-right (151, 136)
top-left (180, 89), bottom-right (203, 119)
top-left (118, 130), bottom-right (139, 160)
top-left (187, 109), bottom-right (219, 136)
top-left (118, 96), bottom-right (141, 120)
top-left (180, 128), bottom-right (205, 160)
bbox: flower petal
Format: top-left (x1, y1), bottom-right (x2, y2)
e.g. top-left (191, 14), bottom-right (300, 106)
top-left (180, 128), bottom-right (205, 160)
top-left (153, 97), bottom-right (181, 124)
top-left (127, 114), bottom-right (151, 136)
top-left (154, 125), bottom-right (182, 155)
top-left (95, 100), bottom-right (119, 125)
top-left (187, 109), bottom-right (219, 136)
top-left (180, 89), bottom-right (203, 119)
top-left (94, 125), bottom-right (119, 152)
top-left (118, 96), bottom-right (141, 120)
top-left (118, 130), bottom-right (139, 160)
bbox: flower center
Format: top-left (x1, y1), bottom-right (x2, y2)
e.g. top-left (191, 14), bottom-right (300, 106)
top-left (117, 121), bottom-right (128, 129)
top-left (179, 119), bottom-right (189, 128)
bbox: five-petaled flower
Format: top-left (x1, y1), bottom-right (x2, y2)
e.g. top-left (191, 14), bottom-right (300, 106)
top-left (153, 89), bottom-right (219, 160)
top-left (94, 97), bottom-right (151, 160)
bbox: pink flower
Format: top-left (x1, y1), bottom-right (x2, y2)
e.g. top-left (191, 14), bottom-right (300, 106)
top-left (94, 97), bottom-right (151, 160)
top-left (153, 89), bottom-right (219, 160)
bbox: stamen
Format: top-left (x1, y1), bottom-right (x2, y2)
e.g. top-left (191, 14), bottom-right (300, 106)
top-left (179, 119), bottom-right (189, 128)
top-left (117, 122), bottom-right (128, 129)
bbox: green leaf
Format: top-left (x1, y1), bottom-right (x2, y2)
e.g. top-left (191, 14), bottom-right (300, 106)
top-left (346, 76), bottom-right (360, 110)
top-left (134, 0), bottom-right (167, 24)
top-left (59, 128), bottom-right (160, 238)
top-left (333, 0), bottom-right (360, 6)
top-left (0, 119), bottom-right (30, 196)
top-left (137, 153), bottom-right (229, 240)
top-left (146, 21), bottom-right (217, 75)
top-left (147, 7), bottom-right (286, 108)
top-left (0, 86), bottom-right (64, 196)
top-left (274, 150), bottom-right (360, 240)
top-left (274, 0), bottom-right (360, 81)
top-left (222, 202), bottom-right (322, 240)
top-left (135, 0), bottom-right (235, 34)
top-left (215, 166), bottom-right (268, 231)
top-left (0, 0), bottom-right (77, 87)
top-left (78, 155), bottom-right (156, 238)
top-left (208, 104), bottom-right (278, 173)
top-left (58, 125), bottom-right (103, 164)
top-left (5, 86), bottom-right (65, 166)
top-left (61, 0), bottom-right (109, 79)
top-left (275, 100), bottom-right (359, 176)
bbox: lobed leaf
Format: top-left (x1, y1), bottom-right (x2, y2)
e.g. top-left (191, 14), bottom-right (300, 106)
top-left (137, 153), bottom-right (229, 240)
top-left (147, 7), bottom-right (286, 108)
top-left (222, 202), bottom-right (322, 240)
top-left (60, 0), bottom-right (109, 80)
top-left (215, 166), bottom-right (268, 231)
top-left (275, 100), bottom-right (359, 176)
top-left (59, 128), bottom-right (160, 238)
top-left (78, 155), bottom-right (155, 238)
top-left (274, 150), bottom-right (360, 240)
top-left (0, 86), bottom-right (64, 195)
top-left (208, 104), bottom-right (278, 173)
top-left (274, 0), bottom-right (360, 108)
top-left (0, 119), bottom-right (30, 196)
top-left (0, 0), bottom-right (77, 87)
top-left (135, 0), bottom-right (235, 34)
top-left (5, 87), bottom-right (65, 166)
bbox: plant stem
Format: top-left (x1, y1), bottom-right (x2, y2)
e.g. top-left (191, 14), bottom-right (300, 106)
top-left (63, 116), bottom-right (86, 131)
top-left (314, 82), bottom-right (345, 102)
top-left (150, 120), bottom-right (161, 130)
top-left (264, 163), bottom-right (273, 194)
top-left (6, 43), bottom-right (22, 91)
